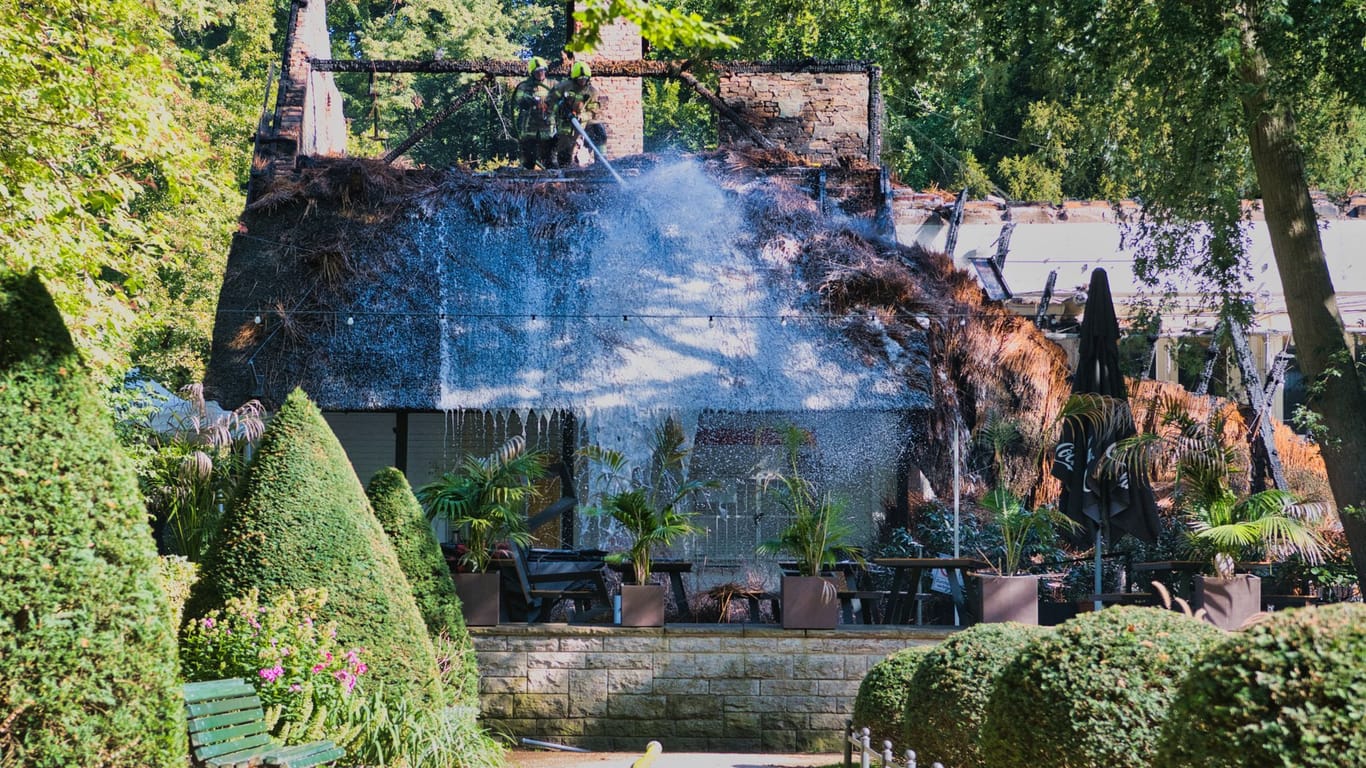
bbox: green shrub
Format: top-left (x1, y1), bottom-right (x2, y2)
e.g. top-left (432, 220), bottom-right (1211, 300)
top-left (367, 467), bottom-right (478, 706)
top-left (336, 686), bottom-right (503, 768)
top-left (0, 271), bottom-right (185, 767)
top-left (1157, 603), bottom-right (1366, 767)
top-left (851, 645), bottom-right (934, 745)
top-left (158, 555), bottom-right (199, 631)
top-left (903, 622), bottom-right (1048, 768)
top-left (186, 388), bottom-right (440, 704)
top-left (180, 588), bottom-right (365, 743)
top-left (981, 606), bottom-right (1224, 768)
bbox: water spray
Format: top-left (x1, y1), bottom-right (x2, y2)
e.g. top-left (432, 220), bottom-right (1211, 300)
top-left (570, 116), bottom-right (626, 187)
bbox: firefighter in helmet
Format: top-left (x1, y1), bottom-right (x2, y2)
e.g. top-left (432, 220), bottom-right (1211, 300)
top-left (550, 61), bottom-right (605, 168)
top-left (511, 56), bottom-right (556, 169)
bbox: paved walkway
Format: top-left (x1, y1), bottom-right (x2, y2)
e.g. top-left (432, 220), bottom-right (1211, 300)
top-left (505, 750), bottom-right (843, 768)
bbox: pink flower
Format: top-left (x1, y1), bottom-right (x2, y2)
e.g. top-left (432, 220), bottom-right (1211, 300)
top-left (354, 662), bottom-right (368, 676)
top-left (259, 665), bottom-right (285, 683)
top-left (311, 663), bottom-right (326, 673)
top-left (289, 684), bottom-right (303, 693)
top-left (202, 617), bottom-right (215, 629)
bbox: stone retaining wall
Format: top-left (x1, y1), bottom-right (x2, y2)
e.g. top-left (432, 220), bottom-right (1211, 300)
top-left (470, 624), bottom-right (947, 752)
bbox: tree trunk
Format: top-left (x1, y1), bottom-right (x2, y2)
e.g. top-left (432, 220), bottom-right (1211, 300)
top-left (1238, 18), bottom-right (1366, 584)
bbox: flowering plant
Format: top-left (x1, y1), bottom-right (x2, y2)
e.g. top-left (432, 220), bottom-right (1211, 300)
top-left (180, 588), bottom-right (366, 740)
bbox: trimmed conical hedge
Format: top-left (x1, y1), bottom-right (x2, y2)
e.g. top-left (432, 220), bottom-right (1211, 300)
top-left (366, 467), bottom-right (479, 705)
top-left (0, 271), bottom-right (185, 767)
top-left (187, 388), bottom-right (440, 703)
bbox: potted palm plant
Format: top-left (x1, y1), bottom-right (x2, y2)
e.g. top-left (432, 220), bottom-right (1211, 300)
top-left (974, 486), bottom-right (1075, 624)
top-left (580, 419), bottom-right (709, 627)
top-left (1115, 397), bottom-right (1328, 629)
top-left (418, 436), bottom-right (547, 625)
top-left (756, 425), bottom-right (862, 629)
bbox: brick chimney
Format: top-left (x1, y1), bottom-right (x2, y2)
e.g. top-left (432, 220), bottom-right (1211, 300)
top-left (571, 3), bottom-right (643, 158)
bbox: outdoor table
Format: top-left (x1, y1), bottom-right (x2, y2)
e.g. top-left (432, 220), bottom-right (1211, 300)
top-left (1132, 560), bottom-right (1207, 602)
top-left (607, 560), bottom-right (693, 620)
top-left (873, 557), bottom-right (990, 626)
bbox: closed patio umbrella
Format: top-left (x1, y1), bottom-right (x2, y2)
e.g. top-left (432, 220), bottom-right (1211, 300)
top-left (1051, 268), bottom-right (1160, 607)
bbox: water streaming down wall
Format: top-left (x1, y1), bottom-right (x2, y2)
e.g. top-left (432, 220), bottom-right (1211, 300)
top-left (407, 160), bottom-right (927, 557)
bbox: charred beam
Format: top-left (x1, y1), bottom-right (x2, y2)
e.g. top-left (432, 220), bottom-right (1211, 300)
top-left (1227, 319), bottom-right (1289, 490)
top-left (1034, 269), bottom-right (1058, 328)
top-left (309, 58), bottom-right (876, 76)
top-left (668, 65), bottom-right (777, 151)
top-left (383, 76), bottom-right (490, 164)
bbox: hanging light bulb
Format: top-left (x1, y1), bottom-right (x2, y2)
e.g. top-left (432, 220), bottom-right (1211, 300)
top-left (346, 316), bottom-right (354, 326)
top-left (253, 315), bottom-right (262, 325)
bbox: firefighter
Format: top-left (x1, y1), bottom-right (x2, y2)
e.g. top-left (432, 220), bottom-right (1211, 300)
top-left (511, 56), bottom-right (556, 169)
top-left (551, 61), bottom-right (605, 168)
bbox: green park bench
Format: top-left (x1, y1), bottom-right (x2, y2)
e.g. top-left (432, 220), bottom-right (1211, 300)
top-left (184, 678), bottom-right (344, 768)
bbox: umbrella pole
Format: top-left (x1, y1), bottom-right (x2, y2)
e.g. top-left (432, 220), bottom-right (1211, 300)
top-left (1094, 529), bottom-right (1103, 612)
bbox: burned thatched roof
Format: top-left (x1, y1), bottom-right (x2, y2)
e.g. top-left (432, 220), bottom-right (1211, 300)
top-left (206, 154), bottom-right (1066, 454)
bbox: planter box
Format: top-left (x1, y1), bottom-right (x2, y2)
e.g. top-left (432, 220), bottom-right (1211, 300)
top-left (780, 575), bottom-right (839, 629)
top-left (974, 573), bottom-right (1039, 625)
top-left (1195, 574), bottom-right (1261, 631)
top-left (619, 584), bottom-right (666, 627)
top-left (455, 572), bottom-right (500, 626)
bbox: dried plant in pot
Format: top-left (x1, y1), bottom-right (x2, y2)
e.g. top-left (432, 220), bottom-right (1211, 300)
top-left (418, 436), bottom-right (547, 625)
top-left (580, 419), bottom-right (710, 627)
top-left (755, 425), bottom-right (863, 629)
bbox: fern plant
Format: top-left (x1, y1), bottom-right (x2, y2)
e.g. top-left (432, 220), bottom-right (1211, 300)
top-left (418, 436), bottom-right (547, 573)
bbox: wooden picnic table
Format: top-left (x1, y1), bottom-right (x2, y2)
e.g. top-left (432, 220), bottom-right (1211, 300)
top-left (872, 557), bottom-right (991, 626)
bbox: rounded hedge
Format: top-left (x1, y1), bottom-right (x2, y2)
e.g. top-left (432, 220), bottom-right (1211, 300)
top-left (1157, 603), bottom-right (1366, 767)
top-left (0, 271), bottom-right (185, 767)
top-left (187, 388), bottom-right (441, 704)
top-left (367, 466), bottom-right (478, 706)
top-left (851, 645), bottom-right (933, 744)
top-left (902, 622), bottom-right (1046, 768)
top-left (981, 606), bottom-right (1224, 768)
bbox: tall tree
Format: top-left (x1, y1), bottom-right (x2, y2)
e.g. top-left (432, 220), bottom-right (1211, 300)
top-left (953, 0), bottom-right (1366, 581)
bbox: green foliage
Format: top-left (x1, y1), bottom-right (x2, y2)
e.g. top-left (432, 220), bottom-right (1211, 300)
top-left (570, 0), bottom-right (739, 54)
top-left (418, 436), bottom-right (547, 573)
top-left (580, 418), bottom-right (710, 585)
top-left (1, 0), bottom-right (242, 383)
top-left (133, 383), bottom-right (265, 560)
top-left (187, 387), bottom-right (442, 705)
top-left (157, 554), bottom-right (199, 634)
top-left (179, 588), bottom-right (367, 744)
top-left (755, 424), bottom-right (862, 576)
top-left (676, 0), bottom-right (880, 60)
top-left (332, 686), bottom-right (502, 768)
top-left (0, 271), bottom-right (185, 768)
top-left (903, 623), bottom-right (1048, 768)
top-left (997, 154), bottom-right (1062, 204)
top-left (978, 488), bottom-right (1074, 576)
top-left (367, 467), bottom-right (479, 707)
top-left (644, 78), bottom-right (715, 152)
top-left (981, 606), bottom-right (1224, 768)
top-left (1112, 396), bottom-right (1327, 578)
top-left (850, 645), bottom-right (933, 745)
top-left (1157, 603), bottom-right (1366, 767)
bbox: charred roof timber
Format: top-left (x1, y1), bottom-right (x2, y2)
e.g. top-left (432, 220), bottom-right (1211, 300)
top-left (307, 59), bottom-right (880, 76)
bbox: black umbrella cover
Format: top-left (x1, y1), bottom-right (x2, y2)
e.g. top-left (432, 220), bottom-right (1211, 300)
top-left (1051, 268), bottom-right (1160, 545)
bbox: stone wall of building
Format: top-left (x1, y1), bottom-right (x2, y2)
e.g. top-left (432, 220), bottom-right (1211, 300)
top-left (470, 624), bottom-right (945, 752)
top-left (719, 72), bottom-right (871, 164)
top-left (577, 6), bottom-right (643, 158)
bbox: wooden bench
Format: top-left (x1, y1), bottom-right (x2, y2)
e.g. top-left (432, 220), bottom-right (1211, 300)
top-left (184, 678), bottom-right (344, 768)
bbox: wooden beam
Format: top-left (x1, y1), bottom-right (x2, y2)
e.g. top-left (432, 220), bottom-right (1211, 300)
top-left (1227, 320), bottom-right (1289, 490)
top-left (668, 65), bottom-right (776, 150)
top-left (383, 76), bottom-right (490, 164)
top-left (1034, 269), bottom-right (1057, 328)
top-left (943, 188), bottom-right (969, 260)
top-left (308, 58), bottom-right (876, 76)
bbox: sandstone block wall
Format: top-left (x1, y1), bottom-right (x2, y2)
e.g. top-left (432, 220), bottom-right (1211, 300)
top-left (470, 624), bottom-right (945, 752)
top-left (719, 72), bottom-right (871, 164)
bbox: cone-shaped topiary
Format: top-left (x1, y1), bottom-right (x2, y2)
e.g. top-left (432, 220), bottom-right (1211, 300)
top-left (981, 606), bottom-right (1224, 768)
top-left (851, 644), bottom-right (934, 746)
top-left (366, 466), bottom-right (478, 706)
top-left (903, 622), bottom-right (1047, 768)
top-left (1157, 603), bottom-right (1366, 767)
top-left (187, 388), bottom-right (440, 703)
top-left (0, 271), bottom-right (185, 767)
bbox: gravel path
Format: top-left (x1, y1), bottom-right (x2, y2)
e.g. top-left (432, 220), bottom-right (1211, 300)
top-left (504, 749), bottom-right (843, 768)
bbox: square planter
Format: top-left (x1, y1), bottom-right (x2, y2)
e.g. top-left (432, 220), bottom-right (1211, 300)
top-left (618, 584), bottom-right (666, 627)
top-left (974, 573), bottom-right (1039, 625)
top-left (454, 572), bottom-right (500, 626)
top-left (1194, 574), bottom-right (1261, 631)
top-left (780, 575), bottom-right (839, 629)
